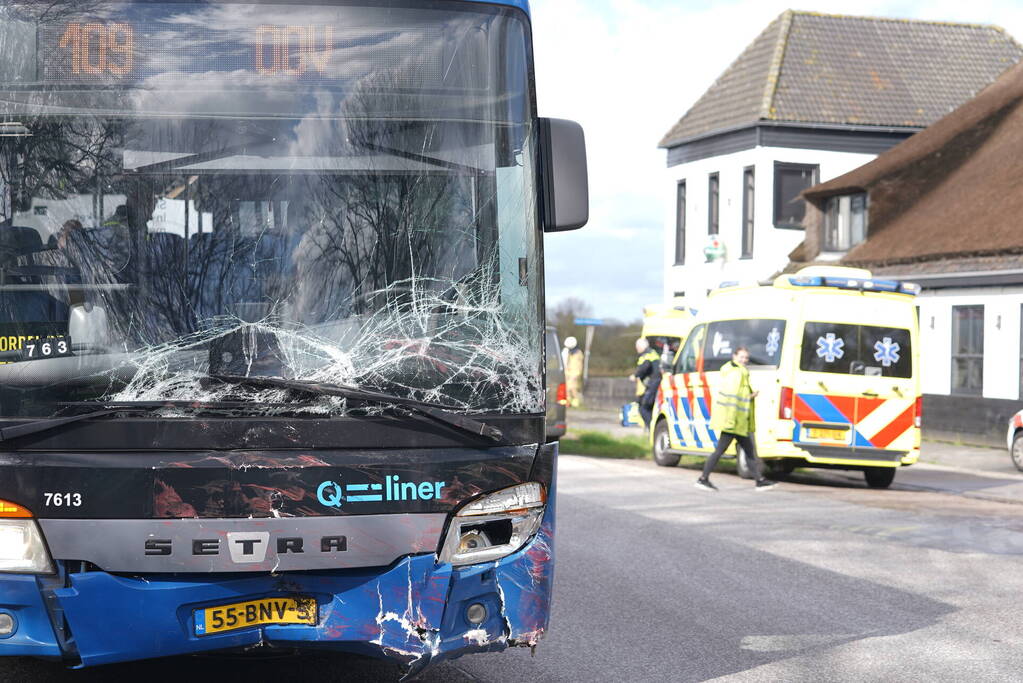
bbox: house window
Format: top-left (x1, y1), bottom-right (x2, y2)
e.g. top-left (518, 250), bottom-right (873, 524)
top-left (773, 162), bottom-right (818, 229)
top-left (708, 173), bottom-right (719, 235)
top-left (824, 193), bottom-right (868, 251)
top-left (674, 181), bottom-right (686, 265)
top-left (951, 305), bottom-right (984, 395)
top-left (741, 167), bottom-right (754, 259)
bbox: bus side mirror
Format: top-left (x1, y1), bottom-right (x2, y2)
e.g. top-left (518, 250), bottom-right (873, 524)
top-left (539, 118), bottom-right (588, 232)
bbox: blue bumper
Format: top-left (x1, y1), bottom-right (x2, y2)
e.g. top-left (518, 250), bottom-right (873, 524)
top-left (0, 504), bottom-right (555, 676)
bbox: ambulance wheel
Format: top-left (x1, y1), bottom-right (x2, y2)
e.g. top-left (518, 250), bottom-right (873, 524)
top-left (767, 459), bottom-right (796, 476)
top-left (736, 445), bottom-right (755, 480)
top-left (652, 421), bottom-right (680, 467)
top-left (864, 467), bottom-right (896, 489)
top-left (1011, 432), bottom-right (1023, 472)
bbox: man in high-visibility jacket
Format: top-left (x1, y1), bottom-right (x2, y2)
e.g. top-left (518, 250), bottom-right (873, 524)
top-left (695, 346), bottom-right (776, 491)
top-left (630, 338), bottom-right (661, 430)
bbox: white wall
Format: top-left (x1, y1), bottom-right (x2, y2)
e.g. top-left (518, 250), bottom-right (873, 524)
top-left (915, 287), bottom-right (1023, 400)
top-left (662, 145), bottom-right (876, 307)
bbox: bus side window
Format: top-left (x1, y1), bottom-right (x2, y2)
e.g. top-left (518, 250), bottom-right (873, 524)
top-left (676, 324), bottom-right (705, 374)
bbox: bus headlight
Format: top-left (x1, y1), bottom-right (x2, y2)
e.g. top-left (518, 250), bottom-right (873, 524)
top-left (439, 483), bottom-right (546, 566)
top-left (0, 520), bottom-right (53, 574)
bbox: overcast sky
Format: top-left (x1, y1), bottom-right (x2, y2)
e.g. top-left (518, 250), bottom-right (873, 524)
top-left (531, 0), bottom-right (1023, 322)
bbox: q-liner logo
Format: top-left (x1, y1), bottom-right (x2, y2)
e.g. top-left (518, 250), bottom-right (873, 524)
top-left (317, 475), bottom-right (447, 509)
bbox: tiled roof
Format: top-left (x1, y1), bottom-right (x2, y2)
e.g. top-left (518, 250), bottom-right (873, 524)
top-left (659, 11), bottom-right (1022, 148)
top-left (799, 61), bottom-right (1023, 267)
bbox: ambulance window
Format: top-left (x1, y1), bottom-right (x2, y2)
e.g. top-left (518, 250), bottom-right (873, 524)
top-left (704, 319), bottom-right (787, 371)
top-left (801, 323), bottom-right (859, 374)
top-left (800, 323), bottom-right (912, 378)
top-left (862, 325), bottom-right (912, 379)
top-left (676, 325), bottom-right (705, 374)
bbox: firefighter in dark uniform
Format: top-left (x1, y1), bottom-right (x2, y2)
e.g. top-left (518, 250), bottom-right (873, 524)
top-left (631, 338), bottom-right (662, 430)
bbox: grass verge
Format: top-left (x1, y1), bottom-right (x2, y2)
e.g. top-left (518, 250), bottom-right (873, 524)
top-left (559, 430), bottom-right (649, 459)
top-left (559, 429), bottom-right (738, 473)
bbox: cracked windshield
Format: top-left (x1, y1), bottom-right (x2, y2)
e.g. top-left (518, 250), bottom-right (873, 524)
top-left (0, 1), bottom-right (541, 418)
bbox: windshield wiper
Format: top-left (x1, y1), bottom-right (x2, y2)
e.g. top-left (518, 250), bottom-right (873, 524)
top-left (0, 400), bottom-right (297, 443)
top-left (0, 403), bottom-right (167, 443)
top-left (209, 374), bottom-right (503, 441)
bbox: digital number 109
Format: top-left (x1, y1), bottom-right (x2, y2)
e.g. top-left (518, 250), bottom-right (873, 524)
top-left (58, 23), bottom-right (134, 76)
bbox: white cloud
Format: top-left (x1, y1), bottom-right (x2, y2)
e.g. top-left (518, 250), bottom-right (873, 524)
top-left (532, 0), bottom-right (1023, 321)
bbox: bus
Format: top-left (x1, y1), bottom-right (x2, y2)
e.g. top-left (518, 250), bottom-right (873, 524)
top-left (0, 0), bottom-right (587, 676)
top-left (652, 267), bottom-right (921, 488)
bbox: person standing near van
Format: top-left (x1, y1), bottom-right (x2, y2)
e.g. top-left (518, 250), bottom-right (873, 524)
top-left (631, 338), bottom-right (661, 430)
top-left (562, 336), bottom-right (584, 407)
top-left (695, 346), bottom-right (777, 491)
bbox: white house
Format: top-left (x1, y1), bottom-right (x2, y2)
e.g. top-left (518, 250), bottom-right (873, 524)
top-left (659, 10), bottom-right (1022, 306)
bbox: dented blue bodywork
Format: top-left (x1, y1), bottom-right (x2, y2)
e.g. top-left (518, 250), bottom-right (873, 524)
top-left (0, 477), bottom-right (555, 677)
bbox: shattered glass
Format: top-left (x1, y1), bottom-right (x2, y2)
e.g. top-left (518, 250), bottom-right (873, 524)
top-left (0, 1), bottom-right (543, 423)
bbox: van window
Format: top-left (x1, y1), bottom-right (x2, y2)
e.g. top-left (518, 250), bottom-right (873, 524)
top-left (703, 319), bottom-right (787, 371)
top-left (800, 322), bottom-right (912, 378)
top-left (545, 329), bottom-right (563, 372)
top-left (676, 325), bottom-right (705, 374)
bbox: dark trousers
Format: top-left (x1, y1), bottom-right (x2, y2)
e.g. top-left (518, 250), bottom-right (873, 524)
top-left (701, 431), bottom-right (764, 481)
top-left (638, 400), bottom-right (654, 430)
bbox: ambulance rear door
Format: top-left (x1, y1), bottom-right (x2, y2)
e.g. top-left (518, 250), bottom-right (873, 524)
top-left (793, 294), bottom-right (917, 460)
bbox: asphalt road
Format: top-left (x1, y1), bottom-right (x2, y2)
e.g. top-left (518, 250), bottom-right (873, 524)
top-left (6, 455), bottom-right (1023, 682)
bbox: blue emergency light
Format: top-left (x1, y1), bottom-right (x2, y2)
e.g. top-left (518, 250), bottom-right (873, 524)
top-left (787, 275), bottom-right (920, 296)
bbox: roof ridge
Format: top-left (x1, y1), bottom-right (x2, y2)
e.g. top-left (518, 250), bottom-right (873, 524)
top-left (759, 9), bottom-right (793, 121)
top-left (786, 9), bottom-right (1006, 31)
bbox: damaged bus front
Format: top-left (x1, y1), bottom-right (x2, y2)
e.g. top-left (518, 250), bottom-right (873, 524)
top-left (0, 0), bottom-right (587, 675)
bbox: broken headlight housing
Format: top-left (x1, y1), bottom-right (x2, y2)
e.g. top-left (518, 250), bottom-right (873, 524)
top-left (439, 483), bottom-right (546, 566)
top-left (0, 519), bottom-right (53, 574)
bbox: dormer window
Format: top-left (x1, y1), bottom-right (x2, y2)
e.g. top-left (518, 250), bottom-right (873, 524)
top-left (824, 193), bottom-right (868, 251)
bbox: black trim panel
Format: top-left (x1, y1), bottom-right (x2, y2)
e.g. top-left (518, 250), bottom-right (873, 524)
top-left (0, 414), bottom-right (544, 452)
top-left (802, 446), bottom-right (906, 462)
top-left (0, 445), bottom-right (542, 519)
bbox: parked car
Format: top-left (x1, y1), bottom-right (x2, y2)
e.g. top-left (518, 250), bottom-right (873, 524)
top-left (546, 327), bottom-right (567, 441)
top-left (1007, 411), bottom-right (1023, 471)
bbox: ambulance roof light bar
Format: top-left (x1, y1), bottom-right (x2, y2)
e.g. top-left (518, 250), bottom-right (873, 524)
top-left (786, 275), bottom-right (920, 296)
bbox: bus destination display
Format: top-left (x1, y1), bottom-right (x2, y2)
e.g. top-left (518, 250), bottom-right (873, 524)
top-left (43, 21), bottom-right (343, 81)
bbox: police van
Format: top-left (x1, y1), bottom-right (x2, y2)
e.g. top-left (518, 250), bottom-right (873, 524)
top-left (652, 267), bottom-right (921, 488)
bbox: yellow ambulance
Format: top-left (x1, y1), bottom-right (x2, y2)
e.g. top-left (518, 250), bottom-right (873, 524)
top-left (651, 267), bottom-right (921, 488)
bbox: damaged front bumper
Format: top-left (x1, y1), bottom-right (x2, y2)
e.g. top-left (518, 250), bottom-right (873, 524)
top-left (0, 498), bottom-right (555, 678)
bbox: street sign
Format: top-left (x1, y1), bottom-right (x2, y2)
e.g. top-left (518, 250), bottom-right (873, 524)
top-left (573, 317), bottom-right (604, 326)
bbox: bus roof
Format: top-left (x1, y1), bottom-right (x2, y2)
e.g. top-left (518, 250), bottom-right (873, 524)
top-left (464, 0), bottom-right (531, 14)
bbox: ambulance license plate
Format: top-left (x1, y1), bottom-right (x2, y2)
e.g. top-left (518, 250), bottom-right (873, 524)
top-left (806, 427), bottom-right (848, 442)
top-left (194, 596), bottom-right (316, 636)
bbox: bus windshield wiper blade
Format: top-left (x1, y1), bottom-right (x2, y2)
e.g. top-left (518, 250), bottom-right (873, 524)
top-left (209, 374), bottom-right (503, 441)
top-left (0, 400), bottom-right (300, 443)
top-left (0, 403), bottom-right (163, 443)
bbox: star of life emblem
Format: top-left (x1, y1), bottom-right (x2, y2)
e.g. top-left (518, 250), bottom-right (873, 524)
top-left (765, 327), bottom-right (781, 357)
top-left (816, 333), bottom-right (844, 363)
top-left (873, 337), bottom-right (901, 367)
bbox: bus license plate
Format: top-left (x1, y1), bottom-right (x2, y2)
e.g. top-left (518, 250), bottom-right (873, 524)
top-left (805, 427), bottom-right (848, 442)
top-left (195, 596), bottom-right (316, 636)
